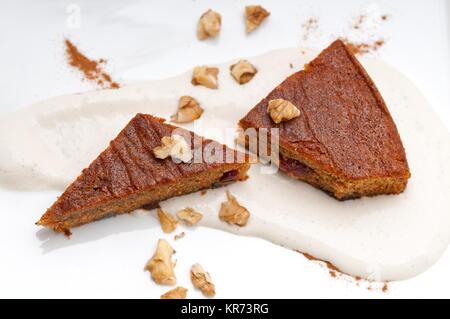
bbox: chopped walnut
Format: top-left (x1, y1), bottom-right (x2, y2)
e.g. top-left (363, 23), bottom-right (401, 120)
top-left (245, 5), bottom-right (270, 34)
top-left (267, 98), bottom-right (300, 124)
top-left (191, 263), bottom-right (216, 297)
top-left (219, 191), bottom-right (250, 227)
top-left (174, 232), bottom-right (185, 241)
top-left (197, 9), bottom-right (222, 40)
top-left (176, 207), bottom-right (203, 226)
top-left (160, 286), bottom-right (188, 299)
top-left (153, 134), bottom-right (193, 163)
top-left (230, 60), bottom-right (257, 85)
top-left (171, 96), bottom-right (204, 123)
top-left (144, 239), bottom-right (176, 285)
top-left (191, 66), bottom-right (219, 89)
top-left (157, 208), bottom-right (178, 233)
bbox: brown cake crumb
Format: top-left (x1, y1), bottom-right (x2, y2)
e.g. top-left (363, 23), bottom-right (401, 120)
top-left (191, 263), bottom-right (216, 297)
top-left (245, 5), bottom-right (270, 34)
top-left (157, 208), bottom-right (178, 233)
top-left (200, 190), bottom-right (207, 196)
top-left (197, 9), bottom-right (221, 40)
top-left (145, 239), bottom-right (176, 285)
top-left (174, 232), bottom-right (185, 241)
top-left (191, 66), bottom-right (219, 89)
top-left (219, 190), bottom-right (250, 227)
top-left (161, 286), bottom-right (188, 299)
top-left (176, 207), bottom-right (203, 226)
top-left (230, 60), bottom-right (258, 85)
top-left (171, 96), bottom-right (204, 123)
top-left (267, 98), bottom-right (301, 124)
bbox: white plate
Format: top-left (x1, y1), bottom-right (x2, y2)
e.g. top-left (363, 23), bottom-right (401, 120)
top-left (0, 0), bottom-right (449, 298)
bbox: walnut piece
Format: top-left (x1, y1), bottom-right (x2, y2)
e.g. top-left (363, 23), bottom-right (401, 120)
top-left (160, 286), bottom-right (188, 299)
top-left (153, 134), bottom-right (193, 163)
top-left (174, 232), bottom-right (185, 241)
top-left (176, 207), bottom-right (203, 226)
top-left (197, 9), bottom-right (222, 40)
top-left (230, 60), bottom-right (258, 85)
top-left (171, 96), bottom-right (204, 123)
top-left (157, 208), bottom-right (178, 233)
top-left (245, 5), bottom-right (270, 33)
top-left (191, 263), bottom-right (216, 297)
top-left (191, 66), bottom-right (219, 89)
top-left (219, 191), bottom-right (250, 227)
top-left (267, 98), bottom-right (300, 124)
top-left (145, 239), bottom-right (176, 285)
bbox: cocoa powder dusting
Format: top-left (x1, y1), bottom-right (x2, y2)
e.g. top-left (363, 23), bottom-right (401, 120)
top-left (301, 17), bottom-right (319, 41)
top-left (64, 39), bottom-right (120, 89)
top-left (298, 251), bottom-right (390, 293)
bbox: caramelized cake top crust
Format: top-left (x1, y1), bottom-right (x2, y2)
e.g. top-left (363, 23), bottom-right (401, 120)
top-left (39, 114), bottom-right (248, 227)
top-left (239, 40), bottom-right (410, 181)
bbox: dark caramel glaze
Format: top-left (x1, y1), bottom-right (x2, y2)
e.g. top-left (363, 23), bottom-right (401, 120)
top-left (39, 114), bottom-right (248, 226)
top-left (240, 40), bottom-right (410, 181)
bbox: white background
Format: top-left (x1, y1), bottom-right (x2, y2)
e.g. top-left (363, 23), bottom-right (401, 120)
top-left (0, 0), bottom-right (449, 298)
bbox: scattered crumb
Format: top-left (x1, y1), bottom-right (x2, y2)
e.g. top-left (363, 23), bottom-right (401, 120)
top-left (191, 263), bottom-right (216, 297)
top-left (200, 190), bottom-right (207, 196)
top-left (289, 63), bottom-right (294, 69)
top-left (174, 232), bottom-right (185, 241)
top-left (161, 286), bottom-right (188, 299)
top-left (340, 11), bottom-right (390, 56)
top-left (145, 239), bottom-right (176, 285)
top-left (219, 190), bottom-right (250, 227)
top-left (342, 38), bottom-right (385, 55)
top-left (197, 9), bottom-right (221, 40)
top-left (301, 17), bottom-right (318, 41)
top-left (245, 5), bottom-right (270, 34)
top-left (230, 60), bottom-right (258, 85)
top-left (267, 98), bottom-right (301, 124)
top-left (153, 135), bottom-right (193, 163)
top-left (191, 66), bottom-right (219, 89)
top-left (299, 252), bottom-right (390, 293)
top-left (157, 208), bottom-right (178, 233)
top-left (176, 207), bottom-right (203, 226)
top-left (352, 14), bottom-right (366, 30)
top-left (171, 95), bottom-right (204, 123)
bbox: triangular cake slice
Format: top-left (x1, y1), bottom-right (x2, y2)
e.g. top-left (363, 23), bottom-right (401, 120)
top-left (38, 114), bottom-right (250, 232)
top-left (239, 40), bottom-right (410, 199)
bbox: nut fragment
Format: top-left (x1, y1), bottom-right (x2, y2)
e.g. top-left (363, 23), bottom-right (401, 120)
top-left (219, 191), bottom-right (250, 227)
top-left (171, 96), bottom-right (204, 123)
top-left (190, 263), bottom-right (216, 297)
top-left (191, 66), bottom-right (219, 89)
top-left (267, 98), bottom-right (300, 124)
top-left (161, 286), bottom-right (188, 299)
top-left (157, 208), bottom-right (178, 233)
top-left (144, 239), bottom-right (176, 285)
top-left (245, 5), bottom-right (270, 33)
top-left (153, 134), bottom-right (193, 163)
top-left (230, 60), bottom-right (258, 85)
top-left (197, 9), bottom-right (222, 40)
top-left (176, 207), bottom-right (203, 226)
